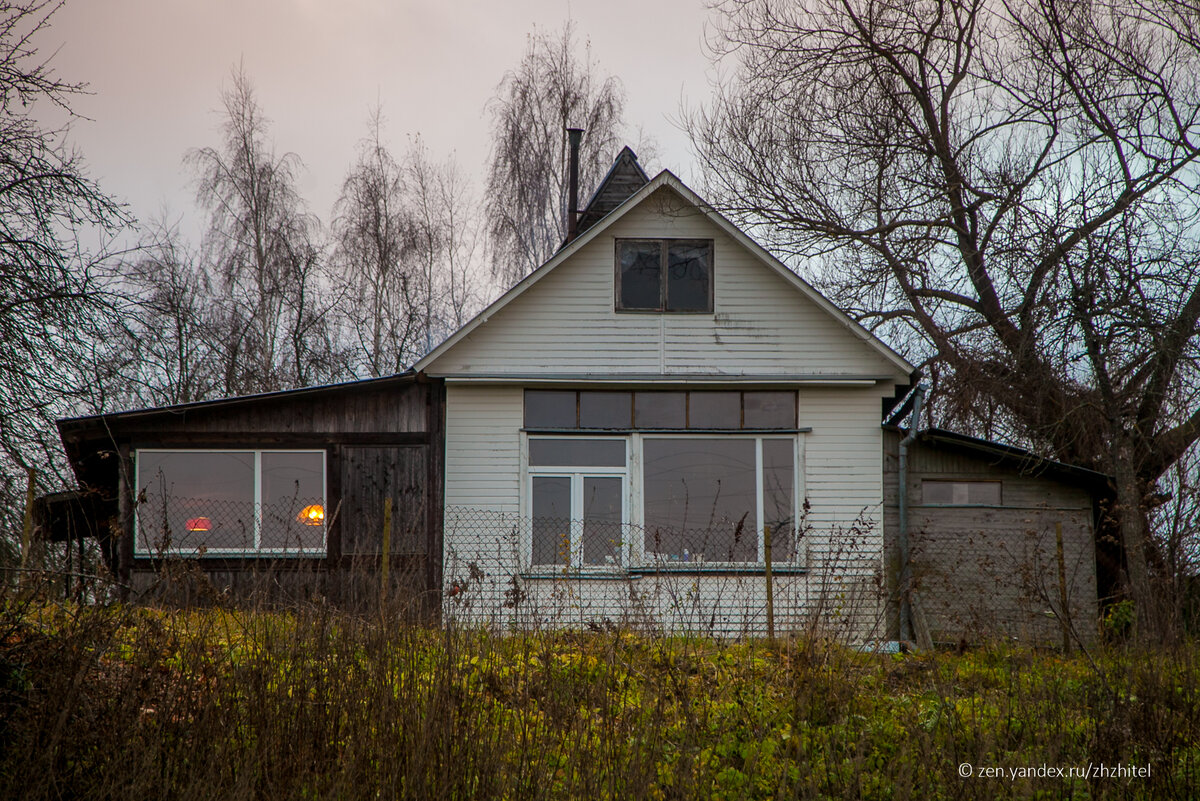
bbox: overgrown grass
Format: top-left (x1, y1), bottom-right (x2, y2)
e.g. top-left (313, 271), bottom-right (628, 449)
top-left (1, 595), bottom-right (1197, 799)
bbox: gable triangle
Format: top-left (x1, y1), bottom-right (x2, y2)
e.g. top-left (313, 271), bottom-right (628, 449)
top-left (575, 146), bottom-right (649, 236)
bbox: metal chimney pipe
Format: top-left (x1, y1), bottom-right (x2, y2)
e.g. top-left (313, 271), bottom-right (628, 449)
top-left (566, 127), bottom-right (583, 242)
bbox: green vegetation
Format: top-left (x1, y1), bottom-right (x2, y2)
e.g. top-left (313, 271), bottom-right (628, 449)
top-left (1, 598), bottom-right (1197, 800)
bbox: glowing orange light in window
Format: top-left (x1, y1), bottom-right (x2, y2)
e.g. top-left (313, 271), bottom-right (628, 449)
top-left (297, 505), bottom-right (325, 525)
top-left (186, 517), bottom-right (212, 532)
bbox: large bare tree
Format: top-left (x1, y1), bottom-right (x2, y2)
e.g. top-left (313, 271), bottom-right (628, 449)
top-left (692, 0), bottom-right (1200, 631)
top-left (485, 21), bottom-right (625, 284)
top-left (188, 66), bottom-right (340, 395)
top-left (0, 0), bottom-right (130, 554)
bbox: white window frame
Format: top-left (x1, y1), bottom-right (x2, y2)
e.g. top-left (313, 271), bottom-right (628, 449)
top-left (521, 432), bottom-right (805, 571)
top-left (134, 448), bottom-right (328, 557)
top-left (637, 433), bottom-right (802, 567)
top-left (524, 436), bottom-right (629, 571)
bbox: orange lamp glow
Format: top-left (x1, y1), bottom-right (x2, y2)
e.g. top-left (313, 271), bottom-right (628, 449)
top-left (185, 517), bottom-right (212, 532)
top-left (297, 504), bottom-right (325, 526)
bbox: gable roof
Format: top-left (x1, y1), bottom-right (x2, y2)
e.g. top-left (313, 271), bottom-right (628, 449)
top-left (416, 169), bottom-right (915, 378)
top-left (574, 146), bottom-right (649, 237)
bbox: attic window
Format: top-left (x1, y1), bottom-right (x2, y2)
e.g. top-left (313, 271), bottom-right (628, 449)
top-left (616, 239), bottom-right (712, 312)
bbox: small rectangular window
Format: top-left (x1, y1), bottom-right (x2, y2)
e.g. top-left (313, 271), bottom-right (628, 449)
top-left (524, 390), bottom-right (577, 428)
top-left (687, 391), bottom-right (741, 429)
top-left (744, 392), bottom-right (796, 428)
top-left (616, 239), bottom-right (712, 312)
top-left (634, 391), bottom-right (687, 428)
top-left (579, 391), bottom-right (632, 429)
top-left (529, 438), bottom-right (626, 467)
top-left (922, 480), bottom-right (1002, 505)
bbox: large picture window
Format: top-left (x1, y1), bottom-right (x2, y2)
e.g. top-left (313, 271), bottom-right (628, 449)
top-left (523, 432), bottom-right (800, 572)
top-left (643, 437), bottom-right (796, 564)
top-left (135, 450), bottom-right (326, 556)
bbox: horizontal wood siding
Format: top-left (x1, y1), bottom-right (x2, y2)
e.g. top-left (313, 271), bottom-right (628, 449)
top-left (431, 188), bottom-right (901, 379)
top-left (442, 383), bottom-right (890, 638)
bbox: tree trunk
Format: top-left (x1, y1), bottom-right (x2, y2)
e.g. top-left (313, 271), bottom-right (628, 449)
top-left (1112, 436), bottom-right (1157, 637)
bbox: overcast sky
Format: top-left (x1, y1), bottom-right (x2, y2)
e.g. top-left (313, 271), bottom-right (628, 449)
top-left (38, 0), bottom-right (718, 236)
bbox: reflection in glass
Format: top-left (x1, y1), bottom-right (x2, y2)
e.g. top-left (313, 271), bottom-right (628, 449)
top-left (643, 438), bottom-right (757, 562)
top-left (763, 439), bottom-right (795, 560)
top-left (137, 451), bottom-right (255, 553)
top-left (666, 241), bottom-right (711, 311)
top-left (618, 240), bottom-right (662, 309)
top-left (261, 452), bottom-right (324, 550)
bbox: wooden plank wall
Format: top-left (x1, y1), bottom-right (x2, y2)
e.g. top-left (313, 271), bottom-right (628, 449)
top-left (882, 429), bottom-right (1100, 645)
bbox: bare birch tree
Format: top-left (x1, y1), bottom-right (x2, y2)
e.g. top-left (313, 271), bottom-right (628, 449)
top-left (692, 0), bottom-right (1200, 633)
top-left (188, 66), bottom-right (339, 395)
top-left (334, 116), bottom-right (484, 376)
top-left (486, 21), bottom-right (625, 284)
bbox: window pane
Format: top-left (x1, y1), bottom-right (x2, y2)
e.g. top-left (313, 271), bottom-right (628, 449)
top-left (579, 391), bottom-right (632, 429)
top-left (763, 439), bottom-right (795, 561)
top-left (634, 391), bottom-right (686, 428)
top-left (261, 452), bottom-right (325, 550)
top-left (137, 451), bottom-right (255, 553)
top-left (666, 241), bottom-right (711, 311)
top-left (618, 240), bottom-right (661, 309)
top-left (529, 438), bottom-right (625, 467)
top-left (922, 480), bottom-right (1002, 505)
top-left (744, 392), bottom-right (796, 428)
top-left (583, 477), bottom-right (622, 566)
top-left (643, 439), bottom-right (757, 562)
top-left (532, 477), bottom-right (571, 566)
top-left (688, 392), bottom-right (741, 429)
top-left (524, 390), bottom-right (576, 428)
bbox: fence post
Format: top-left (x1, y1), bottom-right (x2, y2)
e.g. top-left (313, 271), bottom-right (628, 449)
top-left (1055, 521), bottom-right (1071, 654)
top-left (381, 497), bottom-right (393, 608)
top-left (764, 524), bottom-right (775, 642)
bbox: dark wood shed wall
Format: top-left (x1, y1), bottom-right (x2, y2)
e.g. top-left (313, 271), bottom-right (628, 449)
top-left (64, 376), bottom-right (445, 611)
top-left (882, 429), bottom-right (1100, 645)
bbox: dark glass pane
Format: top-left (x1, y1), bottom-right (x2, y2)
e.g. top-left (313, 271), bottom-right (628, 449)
top-left (524, 390), bottom-right (576, 428)
top-left (136, 451), bottom-right (255, 553)
top-left (583, 477), bottom-right (623, 566)
top-left (762, 439), bottom-right (795, 561)
top-left (634, 391), bottom-right (686, 428)
top-left (744, 392), bottom-right (796, 428)
top-left (688, 391), bottom-right (741, 429)
top-left (529, 439), bottom-right (625, 467)
top-left (579, 391), bottom-right (632, 429)
top-left (923, 480), bottom-right (1001, 505)
top-left (261, 452), bottom-right (325, 550)
top-left (618, 240), bottom-right (662, 309)
top-left (643, 438), bottom-right (757, 562)
top-left (532, 476), bottom-right (572, 566)
top-left (666, 241), bottom-right (711, 311)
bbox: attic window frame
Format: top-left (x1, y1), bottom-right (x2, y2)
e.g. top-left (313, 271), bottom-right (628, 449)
top-left (614, 238), bottom-right (714, 313)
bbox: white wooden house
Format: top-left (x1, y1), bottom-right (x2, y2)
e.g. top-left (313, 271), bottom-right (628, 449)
top-left (414, 154), bottom-right (916, 637)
